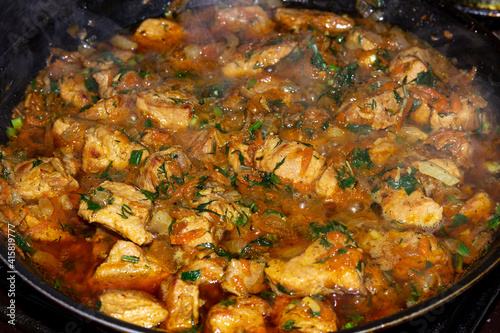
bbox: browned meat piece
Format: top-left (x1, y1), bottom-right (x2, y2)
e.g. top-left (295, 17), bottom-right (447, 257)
top-left (273, 296), bottom-right (338, 333)
top-left (59, 74), bottom-right (93, 108)
top-left (169, 214), bottom-right (216, 248)
top-left (255, 136), bottom-right (325, 192)
top-left (275, 8), bottom-right (354, 33)
top-left (82, 125), bottom-right (149, 173)
top-left (346, 27), bottom-right (383, 51)
top-left (221, 259), bottom-right (267, 296)
top-left (23, 203), bottom-right (75, 242)
top-left (341, 82), bottom-right (410, 130)
top-left (51, 117), bottom-right (89, 151)
top-left (459, 192), bottom-right (494, 222)
top-left (358, 229), bottom-right (454, 297)
top-left (159, 277), bottom-right (200, 332)
top-left (13, 157), bottom-right (79, 200)
top-left (136, 87), bottom-right (194, 132)
top-left (78, 181), bottom-right (153, 245)
top-left (133, 18), bottom-right (184, 51)
top-left (98, 289), bottom-right (168, 328)
top-left (429, 93), bottom-right (487, 132)
top-left (426, 131), bottom-right (473, 163)
top-left (314, 165), bottom-right (341, 198)
top-left (265, 231), bottom-right (366, 297)
top-left (389, 47), bottom-right (432, 84)
top-left (135, 147), bottom-right (193, 192)
top-left (228, 140), bottom-right (254, 173)
top-left (222, 40), bottom-right (296, 77)
top-left (206, 295), bottom-right (271, 333)
top-left (77, 94), bottom-right (137, 124)
top-left (177, 257), bottom-right (227, 286)
top-left (93, 240), bottom-right (169, 290)
top-left (212, 6), bottom-right (275, 40)
top-left (380, 188), bottom-right (443, 230)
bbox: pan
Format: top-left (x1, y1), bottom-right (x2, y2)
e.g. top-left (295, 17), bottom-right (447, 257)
top-left (0, 0), bottom-right (499, 331)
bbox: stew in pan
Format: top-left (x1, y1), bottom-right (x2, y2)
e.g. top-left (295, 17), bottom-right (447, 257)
top-left (1, 1), bottom-right (499, 331)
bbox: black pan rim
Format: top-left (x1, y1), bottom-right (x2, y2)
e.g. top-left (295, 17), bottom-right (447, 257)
top-left (0, 0), bottom-right (499, 331)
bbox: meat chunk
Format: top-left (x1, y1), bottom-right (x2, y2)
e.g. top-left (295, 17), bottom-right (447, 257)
top-left (314, 165), bottom-right (341, 198)
top-left (13, 157), bottom-right (79, 200)
top-left (52, 117), bottom-right (89, 151)
top-left (82, 125), bottom-right (149, 173)
top-left (380, 188), bottom-right (443, 230)
top-left (135, 147), bottom-right (193, 192)
top-left (255, 136), bottom-right (325, 192)
top-left (159, 277), bottom-right (200, 332)
top-left (273, 296), bottom-right (338, 333)
top-left (93, 240), bottom-right (169, 290)
top-left (369, 136), bottom-right (401, 166)
top-left (228, 140), bottom-right (254, 173)
top-left (59, 74), bottom-right (93, 108)
top-left (23, 203), bottom-right (75, 242)
top-left (342, 82), bottom-right (410, 130)
top-left (429, 92), bottom-right (487, 132)
top-left (136, 87), bottom-right (194, 131)
top-left (83, 49), bottom-right (136, 71)
top-left (389, 47), bottom-right (432, 84)
top-left (222, 40), bottom-right (296, 77)
top-left (358, 229), bottom-right (454, 296)
top-left (212, 6), bottom-right (275, 40)
top-left (265, 231), bottom-right (366, 296)
top-left (206, 295), bottom-right (271, 333)
top-left (98, 289), bottom-right (168, 328)
top-left (169, 215), bottom-right (215, 248)
top-left (275, 8), bottom-right (354, 33)
top-left (92, 69), bottom-right (146, 99)
top-left (133, 18), bottom-right (184, 51)
top-left (78, 181), bottom-right (153, 245)
top-left (346, 27), bottom-right (382, 51)
top-left (426, 131), bottom-right (473, 163)
top-left (190, 188), bottom-right (249, 232)
top-left (459, 192), bottom-right (494, 222)
top-left (183, 128), bottom-right (224, 163)
top-left (178, 257), bottom-right (227, 286)
top-left (221, 259), bottom-right (267, 296)
top-left (77, 94), bottom-right (137, 124)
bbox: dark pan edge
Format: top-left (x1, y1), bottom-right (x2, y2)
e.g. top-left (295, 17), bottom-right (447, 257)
top-left (0, 0), bottom-right (499, 332)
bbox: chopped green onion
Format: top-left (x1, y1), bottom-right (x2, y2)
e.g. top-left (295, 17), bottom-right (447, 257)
top-left (121, 255), bottom-right (140, 263)
top-left (11, 117), bottom-right (23, 130)
top-left (129, 150), bottom-right (144, 165)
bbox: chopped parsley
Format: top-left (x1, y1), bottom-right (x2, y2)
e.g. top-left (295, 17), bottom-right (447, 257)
top-left (387, 168), bottom-right (419, 195)
top-left (181, 270), bottom-right (202, 282)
